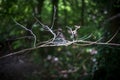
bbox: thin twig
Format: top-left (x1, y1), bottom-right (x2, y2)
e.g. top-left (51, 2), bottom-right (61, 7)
top-left (106, 27), bottom-right (120, 43)
top-left (36, 38), bottom-right (53, 46)
top-left (34, 17), bottom-right (45, 27)
top-left (34, 17), bottom-right (57, 42)
top-left (15, 36), bottom-right (33, 40)
top-left (1, 15), bottom-right (119, 59)
top-left (102, 13), bottom-right (120, 26)
top-left (0, 39), bottom-right (120, 59)
top-left (13, 19), bottom-right (37, 47)
top-left (6, 36), bottom-right (33, 41)
top-left (75, 40), bottom-right (120, 46)
top-left (79, 34), bottom-right (92, 40)
top-left (67, 25), bottom-right (80, 41)
top-left (74, 37), bottom-right (103, 46)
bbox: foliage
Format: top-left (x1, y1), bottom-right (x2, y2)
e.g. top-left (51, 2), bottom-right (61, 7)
top-left (0, 0), bottom-right (119, 80)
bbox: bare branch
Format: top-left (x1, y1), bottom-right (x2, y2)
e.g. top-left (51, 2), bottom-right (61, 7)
top-left (74, 37), bottom-right (103, 46)
top-left (34, 17), bottom-right (45, 27)
top-left (15, 36), bottom-right (34, 40)
top-left (106, 27), bottom-right (120, 43)
top-left (34, 16), bottom-right (57, 42)
top-left (0, 39), bottom-right (120, 59)
top-left (102, 13), bottom-right (120, 26)
top-left (13, 19), bottom-right (37, 47)
top-left (6, 36), bottom-right (33, 41)
top-left (79, 34), bottom-right (92, 40)
top-left (67, 26), bottom-right (80, 40)
top-left (1, 16), bottom-right (120, 59)
top-left (74, 40), bottom-right (120, 46)
top-left (36, 38), bottom-right (53, 45)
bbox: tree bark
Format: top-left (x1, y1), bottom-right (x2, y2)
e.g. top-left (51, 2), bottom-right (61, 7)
top-left (34, 0), bottom-right (44, 20)
top-left (51, 0), bottom-right (59, 27)
top-left (63, 0), bottom-right (67, 25)
top-left (81, 0), bottom-right (85, 26)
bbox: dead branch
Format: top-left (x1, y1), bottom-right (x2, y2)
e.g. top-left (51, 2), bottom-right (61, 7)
top-left (67, 25), bottom-right (80, 40)
top-left (1, 14), bottom-right (120, 59)
top-left (34, 17), bottom-right (57, 42)
top-left (0, 39), bottom-right (120, 59)
top-left (102, 13), bottom-right (120, 26)
top-left (13, 19), bottom-right (37, 47)
top-left (106, 27), bottom-right (120, 43)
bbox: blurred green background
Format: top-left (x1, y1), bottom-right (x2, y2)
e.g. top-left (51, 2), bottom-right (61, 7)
top-left (0, 0), bottom-right (120, 80)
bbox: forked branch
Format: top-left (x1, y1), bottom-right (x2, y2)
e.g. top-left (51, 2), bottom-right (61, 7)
top-left (0, 13), bottom-right (120, 59)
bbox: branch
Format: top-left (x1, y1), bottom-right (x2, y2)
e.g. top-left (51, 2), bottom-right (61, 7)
top-left (74, 40), bottom-right (120, 46)
top-left (106, 27), bottom-right (120, 43)
top-left (74, 37), bottom-right (103, 46)
top-left (34, 16), bottom-right (57, 42)
top-left (102, 13), bottom-right (120, 26)
top-left (0, 39), bottom-right (120, 59)
top-left (14, 36), bottom-right (34, 40)
top-left (1, 16), bottom-right (119, 59)
top-left (67, 25), bottom-right (80, 40)
top-left (13, 19), bottom-right (37, 47)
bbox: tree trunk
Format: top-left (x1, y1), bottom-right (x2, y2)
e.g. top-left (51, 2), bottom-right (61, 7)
top-left (81, 0), bottom-right (85, 26)
top-left (34, 0), bottom-right (45, 20)
top-left (63, 0), bottom-right (67, 25)
top-left (51, 0), bottom-right (59, 28)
